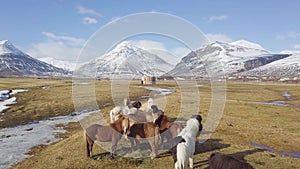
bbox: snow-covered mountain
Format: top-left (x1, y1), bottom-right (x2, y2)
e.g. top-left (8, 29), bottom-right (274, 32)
top-left (77, 41), bottom-right (174, 79)
top-left (38, 57), bottom-right (77, 71)
top-left (167, 40), bottom-right (292, 79)
top-left (0, 40), bottom-right (70, 77)
top-left (237, 51), bottom-right (300, 79)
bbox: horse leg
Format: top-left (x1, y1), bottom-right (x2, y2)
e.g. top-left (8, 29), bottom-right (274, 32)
top-left (111, 143), bottom-right (117, 159)
top-left (189, 156), bottom-right (194, 169)
top-left (148, 138), bottom-right (158, 159)
top-left (111, 134), bottom-right (121, 159)
top-left (86, 137), bottom-right (94, 158)
top-left (129, 137), bottom-right (135, 152)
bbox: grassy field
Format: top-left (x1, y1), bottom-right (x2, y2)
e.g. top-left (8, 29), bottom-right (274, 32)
top-left (1, 78), bottom-right (300, 169)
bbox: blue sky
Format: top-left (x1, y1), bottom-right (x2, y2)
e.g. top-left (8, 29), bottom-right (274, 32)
top-left (1, 0), bottom-right (300, 61)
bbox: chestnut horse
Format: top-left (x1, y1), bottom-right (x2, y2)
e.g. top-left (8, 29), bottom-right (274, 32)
top-left (85, 115), bottom-right (133, 158)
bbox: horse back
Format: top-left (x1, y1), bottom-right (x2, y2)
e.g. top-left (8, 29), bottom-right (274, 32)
top-left (86, 124), bottom-right (120, 142)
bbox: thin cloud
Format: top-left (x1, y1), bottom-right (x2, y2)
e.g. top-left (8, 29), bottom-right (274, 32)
top-left (42, 32), bottom-right (85, 46)
top-left (208, 15), bottom-right (228, 22)
top-left (206, 33), bottom-right (232, 43)
top-left (276, 32), bottom-right (300, 40)
top-left (77, 5), bottom-right (103, 17)
top-left (171, 47), bottom-right (191, 57)
top-left (82, 17), bottom-right (98, 24)
top-left (27, 41), bottom-right (82, 62)
top-left (128, 40), bottom-right (182, 65)
top-left (294, 44), bottom-right (300, 49)
top-left (130, 40), bottom-right (166, 51)
top-left (27, 32), bottom-right (87, 61)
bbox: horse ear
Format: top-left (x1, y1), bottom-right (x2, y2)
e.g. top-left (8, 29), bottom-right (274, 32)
top-left (124, 98), bottom-right (131, 106)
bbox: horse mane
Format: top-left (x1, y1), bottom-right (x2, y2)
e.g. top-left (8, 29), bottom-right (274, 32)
top-left (110, 115), bottom-right (127, 133)
top-left (155, 115), bottom-right (173, 129)
top-left (154, 115), bottom-right (164, 128)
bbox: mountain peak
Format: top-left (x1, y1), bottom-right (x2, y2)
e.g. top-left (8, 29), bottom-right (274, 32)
top-left (230, 40), bottom-right (265, 51)
top-left (0, 40), bottom-right (23, 55)
top-left (0, 40), bottom-right (10, 45)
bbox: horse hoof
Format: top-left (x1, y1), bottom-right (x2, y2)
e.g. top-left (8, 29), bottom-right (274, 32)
top-left (150, 154), bottom-right (157, 159)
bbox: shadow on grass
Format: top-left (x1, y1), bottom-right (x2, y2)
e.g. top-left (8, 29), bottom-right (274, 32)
top-left (228, 148), bottom-right (265, 163)
top-left (195, 139), bottom-right (231, 155)
top-left (92, 152), bottom-right (111, 160)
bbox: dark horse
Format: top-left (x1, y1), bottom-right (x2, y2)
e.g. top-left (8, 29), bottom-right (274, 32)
top-left (208, 153), bottom-right (254, 169)
top-left (154, 115), bottom-right (183, 144)
top-left (85, 115), bottom-right (133, 159)
top-left (127, 121), bottom-right (160, 159)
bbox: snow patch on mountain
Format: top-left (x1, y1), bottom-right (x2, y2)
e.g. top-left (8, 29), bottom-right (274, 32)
top-left (230, 40), bottom-right (266, 51)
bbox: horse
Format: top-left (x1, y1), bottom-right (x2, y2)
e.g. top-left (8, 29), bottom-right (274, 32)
top-left (127, 121), bottom-right (160, 159)
top-left (110, 98), bottom-right (141, 123)
top-left (84, 115), bottom-right (134, 159)
top-left (151, 105), bottom-right (164, 121)
top-left (171, 115), bottom-right (203, 169)
top-left (208, 153), bottom-right (254, 169)
top-left (154, 115), bottom-right (183, 145)
top-left (138, 97), bottom-right (153, 111)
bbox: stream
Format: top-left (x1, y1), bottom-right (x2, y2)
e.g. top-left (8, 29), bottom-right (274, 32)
top-left (226, 91), bottom-right (299, 107)
top-left (249, 142), bottom-right (300, 159)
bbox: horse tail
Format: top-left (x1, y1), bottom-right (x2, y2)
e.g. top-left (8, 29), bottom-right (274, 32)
top-left (154, 124), bottom-right (159, 156)
top-left (176, 142), bottom-right (188, 169)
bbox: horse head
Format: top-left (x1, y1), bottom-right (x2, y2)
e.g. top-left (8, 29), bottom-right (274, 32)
top-left (132, 101), bottom-right (142, 109)
top-left (191, 114), bottom-right (203, 136)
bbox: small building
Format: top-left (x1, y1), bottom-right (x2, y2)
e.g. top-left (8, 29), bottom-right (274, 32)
top-left (141, 76), bottom-right (156, 85)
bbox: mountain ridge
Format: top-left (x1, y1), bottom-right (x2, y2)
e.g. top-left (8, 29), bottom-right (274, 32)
top-left (0, 40), bottom-right (70, 77)
top-left (167, 40), bottom-right (297, 80)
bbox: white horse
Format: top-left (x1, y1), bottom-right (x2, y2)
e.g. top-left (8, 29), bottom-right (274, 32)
top-left (172, 115), bottom-right (203, 169)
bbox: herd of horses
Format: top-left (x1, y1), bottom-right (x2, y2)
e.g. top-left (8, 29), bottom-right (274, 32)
top-left (84, 98), bottom-right (254, 169)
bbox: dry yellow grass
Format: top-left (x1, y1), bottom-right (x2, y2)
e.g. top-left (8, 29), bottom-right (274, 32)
top-left (2, 78), bottom-right (300, 169)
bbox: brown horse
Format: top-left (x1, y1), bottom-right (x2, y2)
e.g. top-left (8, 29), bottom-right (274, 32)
top-left (154, 115), bottom-right (183, 144)
top-left (85, 115), bottom-right (133, 159)
top-left (127, 121), bottom-right (160, 159)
